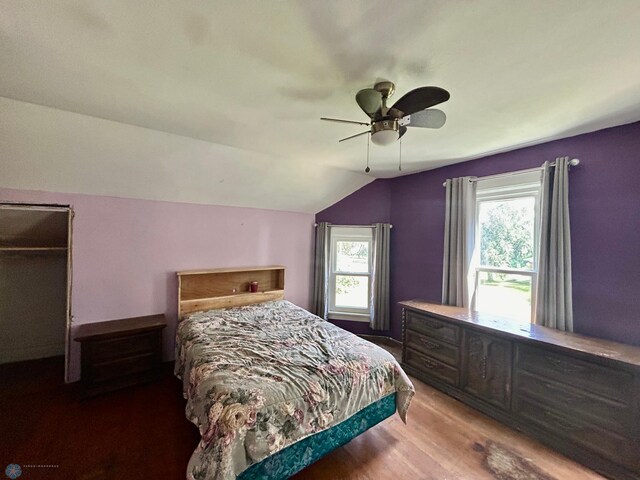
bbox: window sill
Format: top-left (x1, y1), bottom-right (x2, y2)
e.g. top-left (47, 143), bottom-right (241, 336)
top-left (328, 311), bottom-right (371, 323)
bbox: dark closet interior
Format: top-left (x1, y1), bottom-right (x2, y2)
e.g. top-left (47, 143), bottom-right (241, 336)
top-left (0, 203), bottom-right (71, 380)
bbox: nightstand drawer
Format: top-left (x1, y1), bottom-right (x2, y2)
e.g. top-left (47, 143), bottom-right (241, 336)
top-left (91, 332), bottom-right (158, 363)
top-left (91, 353), bottom-right (157, 383)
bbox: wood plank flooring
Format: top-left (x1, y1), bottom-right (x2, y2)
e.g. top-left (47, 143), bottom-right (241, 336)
top-left (293, 376), bottom-right (604, 480)
top-left (0, 356), bottom-right (604, 480)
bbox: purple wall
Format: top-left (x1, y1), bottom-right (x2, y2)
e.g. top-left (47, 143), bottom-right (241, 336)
top-left (316, 179), bottom-right (393, 336)
top-left (317, 121), bottom-right (640, 346)
top-left (316, 179), bottom-right (392, 225)
top-left (1, 188), bottom-right (315, 381)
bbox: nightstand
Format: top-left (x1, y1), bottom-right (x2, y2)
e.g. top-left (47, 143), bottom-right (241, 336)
top-left (74, 314), bottom-right (166, 397)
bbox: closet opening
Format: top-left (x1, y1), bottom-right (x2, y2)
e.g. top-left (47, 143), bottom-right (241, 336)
top-left (0, 203), bottom-right (73, 382)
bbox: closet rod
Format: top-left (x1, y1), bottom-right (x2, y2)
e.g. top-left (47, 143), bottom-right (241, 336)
top-left (313, 223), bottom-right (392, 229)
top-left (441, 158), bottom-right (580, 187)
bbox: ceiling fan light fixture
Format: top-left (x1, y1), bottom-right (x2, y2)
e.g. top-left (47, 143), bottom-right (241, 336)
top-left (370, 119), bottom-right (399, 146)
top-left (371, 129), bottom-right (399, 146)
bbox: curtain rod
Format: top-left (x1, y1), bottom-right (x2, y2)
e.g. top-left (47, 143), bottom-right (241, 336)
top-left (441, 158), bottom-right (580, 187)
top-left (313, 223), bottom-right (392, 229)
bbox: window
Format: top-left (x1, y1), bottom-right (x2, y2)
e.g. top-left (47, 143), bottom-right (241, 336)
top-left (328, 227), bottom-right (373, 321)
top-left (473, 172), bottom-right (542, 322)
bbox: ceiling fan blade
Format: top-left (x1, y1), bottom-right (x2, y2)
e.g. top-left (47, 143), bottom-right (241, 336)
top-left (399, 126), bottom-right (408, 139)
top-left (404, 109), bottom-right (447, 129)
top-left (355, 89), bottom-right (383, 118)
top-left (338, 131), bottom-right (369, 143)
top-left (390, 86), bottom-right (450, 117)
top-left (320, 117), bottom-right (370, 126)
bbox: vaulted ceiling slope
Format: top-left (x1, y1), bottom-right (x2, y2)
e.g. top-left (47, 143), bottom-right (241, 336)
top-left (1, 1), bottom-right (640, 213)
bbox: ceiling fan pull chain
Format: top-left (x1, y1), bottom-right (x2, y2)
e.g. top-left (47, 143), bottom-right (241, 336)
top-left (365, 134), bottom-right (371, 173)
top-left (398, 138), bottom-right (402, 171)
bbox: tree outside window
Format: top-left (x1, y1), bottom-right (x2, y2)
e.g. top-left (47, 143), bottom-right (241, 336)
top-left (474, 174), bottom-right (541, 322)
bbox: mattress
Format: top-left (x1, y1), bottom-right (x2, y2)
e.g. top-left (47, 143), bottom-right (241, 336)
top-left (175, 300), bottom-right (414, 479)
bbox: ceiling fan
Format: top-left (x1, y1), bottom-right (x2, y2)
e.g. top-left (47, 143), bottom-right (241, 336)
top-left (321, 80), bottom-right (450, 146)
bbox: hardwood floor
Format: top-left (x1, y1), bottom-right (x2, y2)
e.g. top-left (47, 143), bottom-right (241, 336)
top-left (293, 377), bottom-right (604, 480)
top-left (0, 357), bottom-right (604, 480)
top-left (0, 357), bottom-right (199, 480)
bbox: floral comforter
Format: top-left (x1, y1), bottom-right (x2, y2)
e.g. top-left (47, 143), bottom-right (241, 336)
top-left (175, 300), bottom-right (414, 480)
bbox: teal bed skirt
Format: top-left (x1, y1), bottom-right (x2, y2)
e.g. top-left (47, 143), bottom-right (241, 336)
top-left (238, 393), bottom-right (397, 480)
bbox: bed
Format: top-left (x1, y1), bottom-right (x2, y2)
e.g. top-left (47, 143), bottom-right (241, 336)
top-left (175, 266), bottom-right (415, 480)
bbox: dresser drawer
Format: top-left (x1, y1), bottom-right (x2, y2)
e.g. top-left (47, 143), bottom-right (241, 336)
top-left (406, 330), bottom-right (459, 366)
top-left (513, 395), bottom-right (639, 470)
top-left (514, 370), bottom-right (632, 436)
top-left (405, 348), bottom-right (459, 387)
top-left (91, 353), bottom-right (157, 383)
top-left (91, 332), bottom-right (158, 363)
top-left (405, 311), bottom-right (460, 345)
top-left (515, 345), bottom-right (634, 404)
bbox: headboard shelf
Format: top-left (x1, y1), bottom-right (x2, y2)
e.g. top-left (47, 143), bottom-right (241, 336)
top-left (177, 266), bottom-right (285, 318)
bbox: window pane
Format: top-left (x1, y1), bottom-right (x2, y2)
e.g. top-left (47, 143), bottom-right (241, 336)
top-left (334, 275), bottom-right (369, 308)
top-left (335, 241), bottom-right (369, 273)
top-left (476, 271), bottom-right (532, 322)
top-left (479, 197), bottom-right (535, 269)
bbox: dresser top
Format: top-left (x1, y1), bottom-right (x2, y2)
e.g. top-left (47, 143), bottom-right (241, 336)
top-left (400, 300), bottom-right (640, 368)
top-left (74, 314), bottom-right (166, 341)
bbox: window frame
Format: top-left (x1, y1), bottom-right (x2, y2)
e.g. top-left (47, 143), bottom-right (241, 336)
top-left (327, 227), bottom-right (374, 322)
top-left (474, 172), bottom-right (542, 322)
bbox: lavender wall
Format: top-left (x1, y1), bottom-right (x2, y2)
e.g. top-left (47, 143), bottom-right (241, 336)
top-left (0, 188), bottom-right (315, 381)
top-left (317, 121), bottom-right (640, 346)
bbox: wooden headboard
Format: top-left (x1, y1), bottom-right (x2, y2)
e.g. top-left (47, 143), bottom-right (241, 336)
top-left (177, 266), bottom-right (285, 319)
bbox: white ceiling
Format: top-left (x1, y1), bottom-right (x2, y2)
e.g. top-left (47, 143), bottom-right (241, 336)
top-left (1, 0), bottom-right (640, 213)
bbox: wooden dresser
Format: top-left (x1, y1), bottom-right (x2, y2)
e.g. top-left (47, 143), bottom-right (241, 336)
top-left (400, 300), bottom-right (640, 480)
top-left (75, 314), bottom-right (166, 397)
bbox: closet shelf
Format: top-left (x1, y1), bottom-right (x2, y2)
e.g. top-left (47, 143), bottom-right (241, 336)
top-left (0, 247), bottom-right (68, 256)
top-left (0, 247), bottom-right (68, 252)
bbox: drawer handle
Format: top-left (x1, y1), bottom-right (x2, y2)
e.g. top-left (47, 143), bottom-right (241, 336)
top-left (546, 356), bottom-right (584, 374)
top-left (420, 338), bottom-right (442, 350)
top-left (423, 359), bottom-right (441, 370)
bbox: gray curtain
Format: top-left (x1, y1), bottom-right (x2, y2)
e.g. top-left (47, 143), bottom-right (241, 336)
top-left (371, 223), bottom-right (391, 331)
top-left (442, 177), bottom-right (477, 307)
top-left (312, 222), bottom-right (329, 318)
top-left (535, 158), bottom-right (573, 331)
